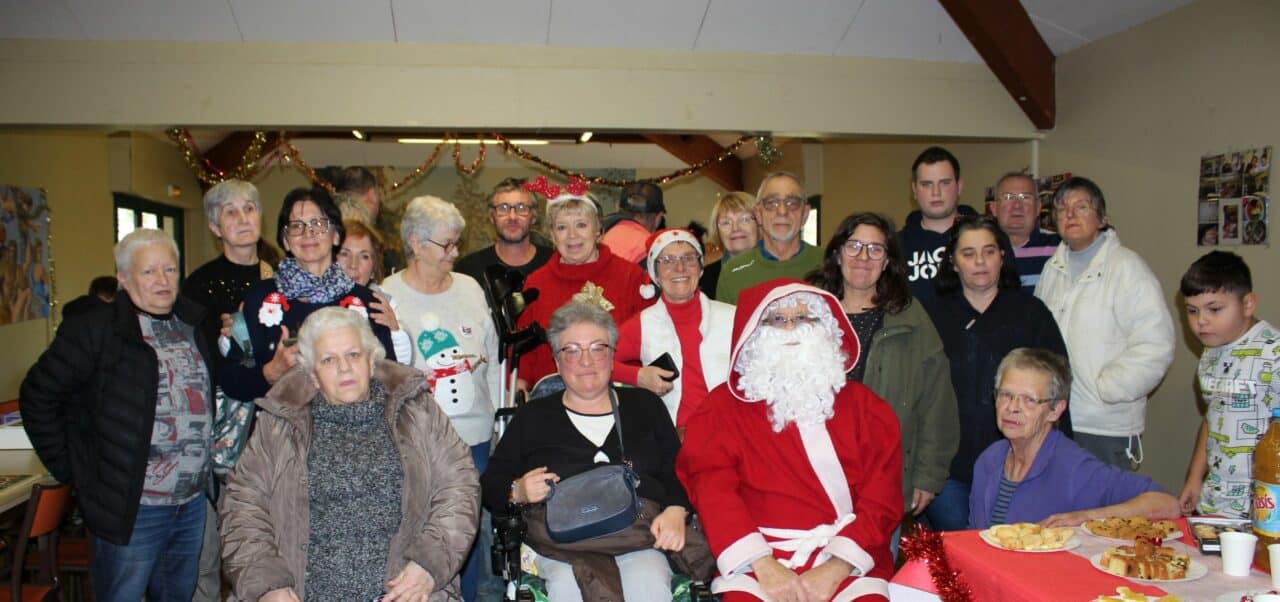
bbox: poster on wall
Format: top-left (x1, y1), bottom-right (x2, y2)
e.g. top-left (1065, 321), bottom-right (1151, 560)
top-left (0, 185), bottom-right (52, 325)
top-left (1198, 147), bottom-right (1270, 246)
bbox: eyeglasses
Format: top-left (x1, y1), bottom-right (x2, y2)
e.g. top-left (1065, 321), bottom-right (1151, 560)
top-left (998, 192), bottom-right (1036, 203)
top-left (557, 342), bottom-right (614, 362)
top-left (717, 215), bottom-right (756, 228)
top-left (654, 254), bottom-right (701, 268)
top-left (761, 314), bottom-right (820, 329)
top-left (841, 239), bottom-right (887, 260)
top-left (1054, 203), bottom-right (1096, 216)
top-left (491, 203), bottom-right (534, 216)
top-left (760, 195), bottom-right (806, 212)
top-left (427, 238), bottom-right (461, 253)
top-left (284, 218), bottom-right (331, 237)
top-left (993, 389), bottom-right (1057, 407)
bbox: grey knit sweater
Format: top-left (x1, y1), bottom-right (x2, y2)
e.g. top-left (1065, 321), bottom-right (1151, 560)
top-left (304, 380), bottom-right (404, 601)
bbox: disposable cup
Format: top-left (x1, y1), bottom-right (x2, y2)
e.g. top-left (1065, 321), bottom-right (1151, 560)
top-left (1269, 543), bottom-right (1280, 589)
top-left (1252, 595), bottom-right (1280, 602)
top-left (1222, 531), bottom-right (1259, 576)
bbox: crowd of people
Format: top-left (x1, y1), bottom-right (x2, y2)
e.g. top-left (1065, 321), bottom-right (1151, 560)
top-left (16, 146), bottom-right (1276, 602)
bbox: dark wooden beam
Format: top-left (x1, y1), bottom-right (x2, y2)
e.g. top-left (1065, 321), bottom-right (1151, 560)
top-left (201, 131), bottom-right (282, 189)
top-left (938, 0), bottom-right (1055, 129)
top-left (643, 134), bottom-right (744, 191)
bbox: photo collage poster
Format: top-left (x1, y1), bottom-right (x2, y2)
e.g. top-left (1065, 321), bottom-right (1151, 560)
top-left (1198, 147), bottom-right (1271, 246)
top-left (0, 185), bottom-right (52, 325)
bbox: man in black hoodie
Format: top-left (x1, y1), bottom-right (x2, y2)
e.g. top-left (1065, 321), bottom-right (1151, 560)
top-left (899, 146), bottom-right (977, 305)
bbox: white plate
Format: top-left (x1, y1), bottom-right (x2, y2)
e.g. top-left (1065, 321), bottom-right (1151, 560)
top-left (978, 527), bottom-right (1081, 552)
top-left (1217, 591), bottom-right (1280, 602)
top-left (1081, 521), bottom-right (1184, 543)
top-left (1089, 553), bottom-right (1208, 583)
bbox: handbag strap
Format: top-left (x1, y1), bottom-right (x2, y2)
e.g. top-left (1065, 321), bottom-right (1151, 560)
top-left (607, 388), bottom-right (629, 465)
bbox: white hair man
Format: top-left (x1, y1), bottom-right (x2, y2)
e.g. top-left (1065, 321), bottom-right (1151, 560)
top-left (678, 278), bottom-right (902, 602)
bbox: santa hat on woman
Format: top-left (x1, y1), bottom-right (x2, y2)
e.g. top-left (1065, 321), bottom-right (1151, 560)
top-left (639, 228), bottom-right (703, 299)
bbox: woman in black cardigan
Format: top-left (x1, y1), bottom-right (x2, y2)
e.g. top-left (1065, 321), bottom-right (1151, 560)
top-left (482, 300), bottom-right (691, 602)
top-left (920, 215), bottom-right (1071, 531)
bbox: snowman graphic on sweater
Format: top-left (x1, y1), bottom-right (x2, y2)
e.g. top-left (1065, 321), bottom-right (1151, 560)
top-left (418, 312), bottom-right (476, 417)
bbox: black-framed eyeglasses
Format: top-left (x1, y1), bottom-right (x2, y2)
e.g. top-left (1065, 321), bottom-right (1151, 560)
top-left (654, 254), bottom-right (701, 268)
top-left (557, 342), bottom-right (614, 362)
top-left (284, 218), bottom-right (331, 237)
top-left (993, 389), bottom-right (1056, 407)
top-left (491, 203), bottom-right (534, 216)
top-left (760, 195), bottom-right (806, 212)
top-left (841, 239), bottom-right (887, 260)
top-left (427, 238), bottom-right (461, 253)
top-left (761, 314), bottom-right (820, 329)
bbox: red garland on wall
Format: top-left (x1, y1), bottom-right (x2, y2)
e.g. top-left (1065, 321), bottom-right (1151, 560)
top-left (899, 526), bottom-right (974, 602)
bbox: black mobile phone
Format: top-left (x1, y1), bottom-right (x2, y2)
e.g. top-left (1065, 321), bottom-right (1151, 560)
top-left (648, 353), bottom-right (680, 382)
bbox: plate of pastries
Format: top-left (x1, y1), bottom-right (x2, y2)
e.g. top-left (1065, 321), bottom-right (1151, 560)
top-left (1092, 585), bottom-right (1181, 601)
top-left (979, 522), bottom-right (1079, 552)
top-left (1083, 517), bottom-right (1182, 542)
top-left (1091, 538), bottom-right (1206, 583)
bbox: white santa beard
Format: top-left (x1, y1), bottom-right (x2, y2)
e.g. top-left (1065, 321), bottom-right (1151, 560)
top-left (735, 323), bottom-right (848, 432)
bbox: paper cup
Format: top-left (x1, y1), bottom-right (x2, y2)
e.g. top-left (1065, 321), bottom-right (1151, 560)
top-left (1270, 543), bottom-right (1280, 589)
top-left (1253, 595), bottom-right (1280, 602)
top-left (1222, 531), bottom-right (1259, 576)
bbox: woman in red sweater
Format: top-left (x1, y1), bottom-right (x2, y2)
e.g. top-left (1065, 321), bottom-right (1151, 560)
top-left (517, 181), bottom-right (650, 387)
top-left (613, 229), bottom-right (735, 436)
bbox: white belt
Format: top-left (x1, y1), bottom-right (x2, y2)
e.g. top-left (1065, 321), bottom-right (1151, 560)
top-left (758, 513), bottom-right (857, 570)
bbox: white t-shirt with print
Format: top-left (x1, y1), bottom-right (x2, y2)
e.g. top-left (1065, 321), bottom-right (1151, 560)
top-left (1198, 319), bottom-right (1280, 518)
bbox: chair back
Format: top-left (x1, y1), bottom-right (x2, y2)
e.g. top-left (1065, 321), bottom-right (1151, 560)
top-left (529, 374), bottom-right (566, 401)
top-left (10, 482), bottom-right (71, 599)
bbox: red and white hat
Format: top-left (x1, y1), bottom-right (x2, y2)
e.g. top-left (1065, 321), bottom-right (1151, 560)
top-left (644, 228), bottom-right (703, 283)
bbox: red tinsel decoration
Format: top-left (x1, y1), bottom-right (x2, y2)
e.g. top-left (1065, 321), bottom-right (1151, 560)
top-left (899, 526), bottom-right (974, 602)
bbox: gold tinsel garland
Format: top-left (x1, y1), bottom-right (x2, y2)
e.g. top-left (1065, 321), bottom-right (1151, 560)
top-left (168, 129), bottom-right (778, 194)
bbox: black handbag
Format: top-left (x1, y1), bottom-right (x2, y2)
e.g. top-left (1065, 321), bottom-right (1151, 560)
top-left (543, 390), bottom-right (641, 543)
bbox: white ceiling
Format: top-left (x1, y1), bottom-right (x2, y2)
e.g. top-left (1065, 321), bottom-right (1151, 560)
top-left (0, 0), bottom-right (1193, 62)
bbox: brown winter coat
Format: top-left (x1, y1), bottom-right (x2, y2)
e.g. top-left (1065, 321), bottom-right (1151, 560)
top-left (219, 360), bottom-right (481, 601)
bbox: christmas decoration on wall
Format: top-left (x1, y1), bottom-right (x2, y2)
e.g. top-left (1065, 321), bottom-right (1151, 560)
top-left (754, 135), bottom-right (782, 166)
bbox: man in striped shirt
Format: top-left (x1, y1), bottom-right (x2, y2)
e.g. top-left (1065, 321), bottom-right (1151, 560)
top-left (989, 172), bottom-right (1060, 293)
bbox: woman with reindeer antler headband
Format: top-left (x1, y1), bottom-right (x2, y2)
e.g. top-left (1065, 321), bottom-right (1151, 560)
top-left (514, 176), bottom-right (653, 387)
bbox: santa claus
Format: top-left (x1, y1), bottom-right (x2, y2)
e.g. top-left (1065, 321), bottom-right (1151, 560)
top-left (677, 278), bottom-right (902, 602)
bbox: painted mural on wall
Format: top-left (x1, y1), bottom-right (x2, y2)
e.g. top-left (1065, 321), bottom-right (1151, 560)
top-left (0, 185), bottom-right (52, 325)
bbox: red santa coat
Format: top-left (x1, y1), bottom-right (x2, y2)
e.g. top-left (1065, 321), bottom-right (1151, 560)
top-left (677, 279), bottom-right (903, 601)
top-left (516, 244), bottom-right (650, 385)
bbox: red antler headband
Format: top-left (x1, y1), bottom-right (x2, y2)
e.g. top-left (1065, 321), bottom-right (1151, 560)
top-left (522, 176), bottom-right (592, 210)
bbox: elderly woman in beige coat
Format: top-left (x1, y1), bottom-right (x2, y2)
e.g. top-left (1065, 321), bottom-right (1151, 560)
top-left (220, 307), bottom-right (480, 602)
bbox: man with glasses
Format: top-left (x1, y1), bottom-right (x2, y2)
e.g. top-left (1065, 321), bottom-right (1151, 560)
top-left (602, 181), bottom-right (667, 263)
top-left (679, 278), bottom-right (900, 601)
top-left (900, 146), bottom-right (978, 304)
top-left (989, 172), bottom-right (1060, 292)
top-left (715, 171), bottom-right (823, 304)
top-left (455, 178), bottom-right (553, 293)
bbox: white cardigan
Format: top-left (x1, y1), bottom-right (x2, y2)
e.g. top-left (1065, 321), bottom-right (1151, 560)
top-left (1034, 229), bottom-right (1175, 437)
top-left (638, 293), bottom-right (735, 424)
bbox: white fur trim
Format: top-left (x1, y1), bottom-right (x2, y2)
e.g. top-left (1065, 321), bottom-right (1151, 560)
top-left (833, 577), bottom-right (890, 601)
top-left (639, 283), bottom-right (657, 300)
top-left (824, 535), bottom-right (875, 577)
top-left (797, 421), bottom-right (854, 516)
top-left (716, 532), bottom-right (771, 576)
top-left (646, 229), bottom-right (703, 281)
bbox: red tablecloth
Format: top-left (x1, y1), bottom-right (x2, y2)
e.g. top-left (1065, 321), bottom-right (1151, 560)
top-left (891, 520), bottom-right (1211, 600)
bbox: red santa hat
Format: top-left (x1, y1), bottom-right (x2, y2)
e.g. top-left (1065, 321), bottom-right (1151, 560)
top-left (644, 228), bottom-right (704, 283)
top-left (727, 278), bottom-right (859, 402)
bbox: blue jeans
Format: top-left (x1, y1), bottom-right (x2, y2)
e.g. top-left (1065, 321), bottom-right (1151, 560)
top-left (922, 479), bottom-right (970, 531)
top-left (462, 442), bottom-right (490, 602)
top-left (92, 497), bottom-right (206, 602)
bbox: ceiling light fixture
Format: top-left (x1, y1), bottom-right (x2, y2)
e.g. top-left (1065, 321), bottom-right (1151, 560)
top-left (579, 131), bottom-right (593, 143)
top-left (397, 137), bottom-right (549, 145)
top-left (352, 129), bottom-right (365, 140)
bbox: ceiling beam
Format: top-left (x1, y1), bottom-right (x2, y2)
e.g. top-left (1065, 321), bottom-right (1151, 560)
top-left (201, 130), bottom-right (283, 189)
top-left (938, 0), bottom-right (1055, 129)
top-left (643, 134), bottom-right (743, 191)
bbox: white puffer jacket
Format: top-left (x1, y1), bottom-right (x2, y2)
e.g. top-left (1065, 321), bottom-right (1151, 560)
top-left (1034, 229), bottom-right (1175, 437)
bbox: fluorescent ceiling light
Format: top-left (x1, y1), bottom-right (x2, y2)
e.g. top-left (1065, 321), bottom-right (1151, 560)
top-left (579, 131), bottom-right (593, 143)
top-left (397, 138), bottom-right (549, 145)
top-left (351, 129), bottom-right (365, 140)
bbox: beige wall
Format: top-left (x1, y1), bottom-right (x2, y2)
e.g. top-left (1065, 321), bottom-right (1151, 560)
top-left (1039, 0), bottom-right (1280, 492)
top-left (0, 40), bottom-right (1035, 140)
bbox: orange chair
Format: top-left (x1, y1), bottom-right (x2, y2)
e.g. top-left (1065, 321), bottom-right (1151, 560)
top-left (2, 483), bottom-right (71, 601)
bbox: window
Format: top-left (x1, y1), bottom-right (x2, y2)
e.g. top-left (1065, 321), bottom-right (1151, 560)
top-left (113, 192), bottom-right (185, 275)
top-left (803, 195), bottom-right (821, 247)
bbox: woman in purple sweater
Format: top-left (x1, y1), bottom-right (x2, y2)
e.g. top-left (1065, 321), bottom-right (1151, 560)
top-left (968, 348), bottom-right (1179, 529)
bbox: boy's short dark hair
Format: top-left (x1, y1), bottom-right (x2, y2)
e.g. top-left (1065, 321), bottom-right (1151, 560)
top-left (1181, 250), bottom-right (1253, 298)
top-left (911, 146), bottom-right (961, 181)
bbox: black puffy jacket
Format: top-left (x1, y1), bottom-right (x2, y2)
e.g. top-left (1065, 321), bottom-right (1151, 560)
top-left (20, 294), bottom-right (213, 545)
